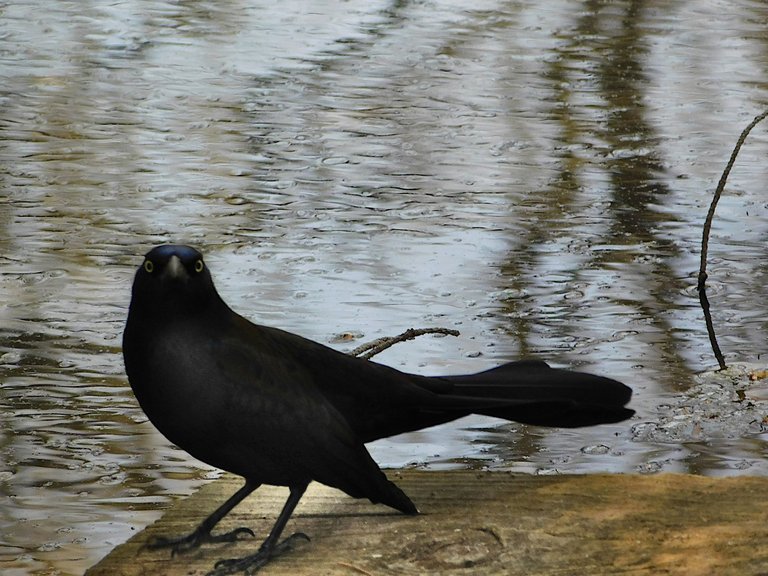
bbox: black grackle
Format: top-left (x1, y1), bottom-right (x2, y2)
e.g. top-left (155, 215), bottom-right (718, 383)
top-left (123, 244), bottom-right (633, 575)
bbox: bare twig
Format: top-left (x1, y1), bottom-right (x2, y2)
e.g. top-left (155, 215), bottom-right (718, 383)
top-left (349, 327), bottom-right (460, 360)
top-left (336, 562), bottom-right (377, 576)
top-left (697, 109), bottom-right (768, 370)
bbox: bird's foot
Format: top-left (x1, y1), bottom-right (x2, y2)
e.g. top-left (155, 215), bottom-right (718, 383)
top-left (206, 532), bottom-right (310, 576)
top-left (144, 526), bottom-right (255, 556)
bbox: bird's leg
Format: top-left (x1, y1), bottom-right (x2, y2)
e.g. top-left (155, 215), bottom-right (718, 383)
top-left (206, 483), bottom-right (310, 576)
top-left (145, 480), bottom-right (259, 555)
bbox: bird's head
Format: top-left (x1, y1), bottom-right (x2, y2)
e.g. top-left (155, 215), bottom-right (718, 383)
top-left (129, 245), bottom-right (221, 317)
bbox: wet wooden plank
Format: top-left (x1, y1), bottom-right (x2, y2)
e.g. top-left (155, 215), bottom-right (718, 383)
top-left (86, 471), bottom-right (768, 576)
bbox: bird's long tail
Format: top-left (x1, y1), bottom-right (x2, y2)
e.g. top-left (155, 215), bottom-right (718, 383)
top-left (431, 360), bottom-right (634, 428)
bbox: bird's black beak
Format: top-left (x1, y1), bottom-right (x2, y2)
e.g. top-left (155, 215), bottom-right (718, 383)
top-left (164, 254), bottom-right (187, 281)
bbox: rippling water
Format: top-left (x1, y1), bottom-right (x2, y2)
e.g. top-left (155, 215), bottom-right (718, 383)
top-left (2, 1), bottom-right (768, 574)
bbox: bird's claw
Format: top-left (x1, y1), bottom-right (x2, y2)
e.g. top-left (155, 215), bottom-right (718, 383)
top-left (206, 532), bottom-right (310, 576)
top-left (144, 526), bottom-right (255, 556)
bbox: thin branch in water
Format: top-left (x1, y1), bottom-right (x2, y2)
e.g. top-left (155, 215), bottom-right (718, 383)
top-left (350, 327), bottom-right (460, 360)
top-left (697, 109), bottom-right (768, 370)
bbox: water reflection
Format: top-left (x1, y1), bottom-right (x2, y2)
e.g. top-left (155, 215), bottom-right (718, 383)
top-left (2, 0), bottom-right (768, 574)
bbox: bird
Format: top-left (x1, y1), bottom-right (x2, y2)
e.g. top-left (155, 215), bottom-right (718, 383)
top-left (123, 244), bottom-right (634, 575)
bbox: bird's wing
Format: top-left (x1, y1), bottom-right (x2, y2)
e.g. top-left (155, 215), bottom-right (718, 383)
top-left (218, 315), bottom-right (558, 442)
top-left (206, 321), bottom-right (416, 511)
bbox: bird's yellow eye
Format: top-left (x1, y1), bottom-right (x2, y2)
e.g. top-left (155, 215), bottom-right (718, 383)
top-left (144, 260), bottom-right (154, 273)
top-left (194, 260), bottom-right (204, 273)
